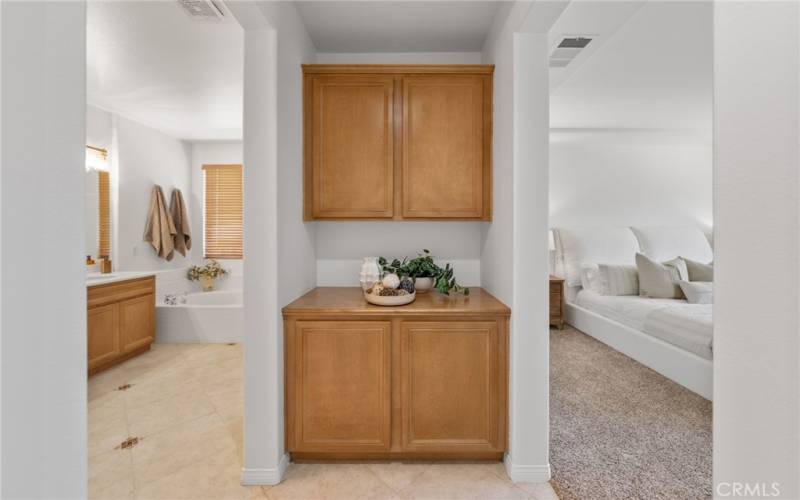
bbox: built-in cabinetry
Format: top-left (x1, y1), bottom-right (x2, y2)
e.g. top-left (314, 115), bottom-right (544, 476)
top-left (87, 276), bottom-right (155, 375)
top-left (283, 287), bottom-right (509, 460)
top-left (303, 65), bottom-right (493, 221)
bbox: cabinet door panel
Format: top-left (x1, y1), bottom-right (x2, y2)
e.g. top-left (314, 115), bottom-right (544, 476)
top-left (291, 321), bottom-right (392, 452)
top-left (309, 75), bottom-right (395, 218)
top-left (400, 321), bottom-right (502, 452)
top-left (119, 294), bottom-right (154, 353)
top-left (88, 304), bottom-right (120, 371)
top-left (402, 75), bottom-right (487, 219)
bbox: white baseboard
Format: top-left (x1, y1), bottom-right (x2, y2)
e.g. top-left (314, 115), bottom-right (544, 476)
top-left (504, 456), bottom-right (551, 483)
top-left (241, 454), bottom-right (290, 485)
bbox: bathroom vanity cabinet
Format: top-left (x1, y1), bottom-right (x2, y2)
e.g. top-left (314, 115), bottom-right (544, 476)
top-left (302, 65), bottom-right (493, 221)
top-left (282, 287), bottom-right (510, 460)
top-left (87, 275), bottom-right (155, 375)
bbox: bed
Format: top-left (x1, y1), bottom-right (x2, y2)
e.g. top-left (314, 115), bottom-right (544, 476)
top-left (554, 226), bottom-right (714, 400)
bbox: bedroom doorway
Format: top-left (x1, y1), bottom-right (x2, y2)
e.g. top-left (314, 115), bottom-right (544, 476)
top-left (545, 2), bottom-right (714, 498)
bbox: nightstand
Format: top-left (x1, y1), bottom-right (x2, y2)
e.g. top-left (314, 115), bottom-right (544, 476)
top-left (549, 275), bottom-right (565, 329)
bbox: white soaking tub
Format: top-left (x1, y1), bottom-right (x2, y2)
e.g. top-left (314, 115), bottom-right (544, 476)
top-left (156, 290), bottom-right (243, 343)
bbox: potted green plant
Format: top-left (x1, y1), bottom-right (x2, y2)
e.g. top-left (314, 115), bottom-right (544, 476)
top-left (187, 260), bottom-right (228, 291)
top-left (379, 250), bottom-right (469, 295)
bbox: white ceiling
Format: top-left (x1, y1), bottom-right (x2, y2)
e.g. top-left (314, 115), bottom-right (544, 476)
top-left (295, 1), bottom-right (501, 53)
top-left (86, 1), bottom-right (710, 139)
top-left (550, 1), bottom-right (713, 130)
top-left (87, 1), bottom-right (243, 141)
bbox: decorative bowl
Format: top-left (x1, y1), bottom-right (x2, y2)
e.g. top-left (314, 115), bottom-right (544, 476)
top-left (413, 277), bottom-right (434, 293)
top-left (364, 291), bottom-right (416, 306)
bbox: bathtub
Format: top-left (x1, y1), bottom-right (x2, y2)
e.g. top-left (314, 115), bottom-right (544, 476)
top-left (156, 290), bottom-right (243, 343)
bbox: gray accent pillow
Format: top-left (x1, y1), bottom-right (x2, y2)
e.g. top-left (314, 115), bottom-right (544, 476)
top-left (597, 263), bottom-right (639, 296)
top-left (679, 281), bottom-right (713, 304)
top-left (636, 253), bottom-right (688, 299)
top-left (683, 257), bottom-right (713, 282)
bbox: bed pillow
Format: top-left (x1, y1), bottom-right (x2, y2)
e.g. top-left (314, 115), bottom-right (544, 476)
top-left (679, 281), bottom-right (713, 304)
top-left (597, 264), bottom-right (639, 296)
top-left (636, 253), bottom-right (688, 299)
top-left (579, 263), bottom-right (602, 293)
top-left (555, 228), bottom-right (640, 287)
top-left (580, 263), bottom-right (639, 295)
top-left (683, 257), bottom-right (713, 282)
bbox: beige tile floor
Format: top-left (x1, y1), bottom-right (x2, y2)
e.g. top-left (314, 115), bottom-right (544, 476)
top-left (89, 343), bottom-right (558, 500)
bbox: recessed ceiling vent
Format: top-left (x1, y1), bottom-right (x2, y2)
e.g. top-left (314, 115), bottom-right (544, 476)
top-left (177, 0), bottom-right (225, 21)
top-left (549, 35), bottom-right (594, 68)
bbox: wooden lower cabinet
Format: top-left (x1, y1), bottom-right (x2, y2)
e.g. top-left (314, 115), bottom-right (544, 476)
top-left (400, 321), bottom-right (502, 453)
top-left (119, 294), bottom-right (156, 353)
top-left (88, 276), bottom-right (155, 375)
top-left (88, 303), bottom-right (120, 372)
top-left (284, 287), bottom-right (509, 460)
top-left (290, 321), bottom-right (392, 452)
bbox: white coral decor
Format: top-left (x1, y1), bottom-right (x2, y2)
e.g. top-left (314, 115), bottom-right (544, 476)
top-left (382, 273), bottom-right (400, 289)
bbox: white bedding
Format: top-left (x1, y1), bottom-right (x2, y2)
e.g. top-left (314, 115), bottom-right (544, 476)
top-left (574, 290), bottom-right (713, 360)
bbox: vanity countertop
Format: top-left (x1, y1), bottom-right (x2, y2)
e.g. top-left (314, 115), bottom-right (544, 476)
top-left (86, 271), bottom-right (156, 287)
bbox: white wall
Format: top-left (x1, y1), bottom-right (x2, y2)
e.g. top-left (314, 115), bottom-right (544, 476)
top-left (482, 1), bottom-right (552, 483)
top-left (229, 0), bottom-right (318, 485)
top-left (481, 3), bottom-right (516, 308)
top-left (714, 3), bottom-right (800, 498)
top-left (1, 1), bottom-right (87, 497)
top-left (189, 140), bottom-right (244, 274)
top-left (87, 105), bottom-right (193, 272)
top-left (315, 222), bottom-right (481, 286)
top-left (548, 1), bottom-right (713, 231)
top-left (316, 52), bottom-right (481, 64)
top-left (86, 104), bottom-right (112, 148)
top-left (549, 130), bottom-right (713, 229)
top-left (311, 51), bottom-right (484, 287)
top-left (116, 114), bottom-right (193, 270)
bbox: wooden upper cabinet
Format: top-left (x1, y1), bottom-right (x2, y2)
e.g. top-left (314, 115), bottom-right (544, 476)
top-left (303, 65), bottom-right (493, 221)
top-left (305, 74), bottom-right (395, 219)
top-left (402, 75), bottom-right (489, 219)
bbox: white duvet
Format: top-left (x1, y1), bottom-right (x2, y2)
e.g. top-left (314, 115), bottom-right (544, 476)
top-left (575, 290), bottom-right (713, 360)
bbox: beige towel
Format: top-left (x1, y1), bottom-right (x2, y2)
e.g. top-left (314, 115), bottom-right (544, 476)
top-left (143, 185), bottom-right (177, 261)
top-left (170, 188), bottom-right (192, 257)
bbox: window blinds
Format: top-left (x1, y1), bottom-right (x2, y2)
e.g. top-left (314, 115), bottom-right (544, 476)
top-left (203, 164), bottom-right (243, 259)
top-left (98, 171), bottom-right (111, 258)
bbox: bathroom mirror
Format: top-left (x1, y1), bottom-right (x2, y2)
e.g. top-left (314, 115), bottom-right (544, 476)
top-left (85, 146), bottom-right (111, 262)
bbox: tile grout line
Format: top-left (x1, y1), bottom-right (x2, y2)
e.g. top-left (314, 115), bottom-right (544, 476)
top-left (366, 463), bottom-right (415, 495)
top-left (389, 464), bottom-right (434, 498)
top-left (120, 347), bottom-right (218, 497)
top-left (120, 364), bottom-right (142, 498)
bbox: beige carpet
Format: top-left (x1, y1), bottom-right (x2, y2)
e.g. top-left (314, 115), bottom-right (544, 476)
top-left (550, 326), bottom-right (712, 500)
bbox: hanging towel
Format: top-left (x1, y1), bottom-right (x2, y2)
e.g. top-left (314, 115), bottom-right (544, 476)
top-left (170, 188), bottom-right (192, 257)
top-left (143, 185), bottom-right (177, 261)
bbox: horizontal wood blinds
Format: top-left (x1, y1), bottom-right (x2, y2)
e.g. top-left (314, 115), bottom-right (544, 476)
top-left (203, 164), bottom-right (243, 259)
top-left (98, 171), bottom-right (111, 258)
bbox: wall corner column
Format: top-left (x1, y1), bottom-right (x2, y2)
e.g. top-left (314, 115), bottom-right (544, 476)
top-left (505, 31), bottom-right (551, 483)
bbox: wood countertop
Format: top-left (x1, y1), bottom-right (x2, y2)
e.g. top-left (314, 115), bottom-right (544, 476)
top-left (282, 287), bottom-right (510, 317)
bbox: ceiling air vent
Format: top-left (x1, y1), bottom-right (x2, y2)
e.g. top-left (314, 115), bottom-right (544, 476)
top-left (558, 37), bottom-right (592, 49)
top-left (549, 35), bottom-right (594, 69)
top-left (177, 0), bottom-right (225, 21)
